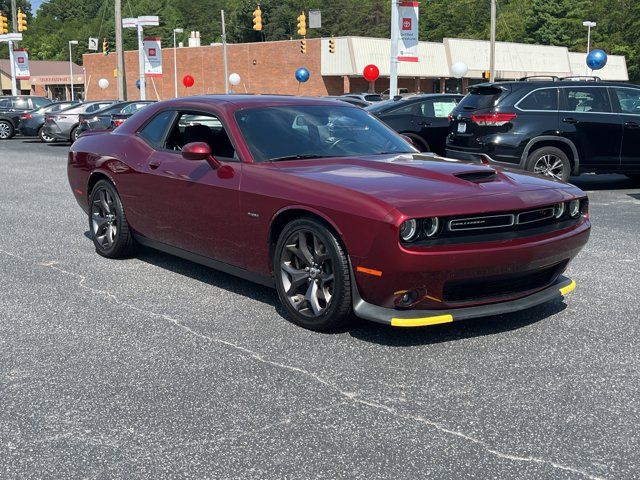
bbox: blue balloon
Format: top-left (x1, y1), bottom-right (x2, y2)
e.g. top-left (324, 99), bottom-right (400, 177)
top-left (586, 49), bottom-right (608, 70)
top-left (295, 67), bottom-right (310, 83)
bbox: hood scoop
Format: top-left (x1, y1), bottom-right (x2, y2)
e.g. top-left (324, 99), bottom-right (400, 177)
top-left (455, 169), bottom-right (498, 183)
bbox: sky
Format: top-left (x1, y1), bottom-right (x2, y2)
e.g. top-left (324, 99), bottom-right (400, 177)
top-left (31, 0), bottom-right (44, 14)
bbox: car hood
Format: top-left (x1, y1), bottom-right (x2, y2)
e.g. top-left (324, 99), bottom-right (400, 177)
top-left (272, 153), bottom-right (584, 218)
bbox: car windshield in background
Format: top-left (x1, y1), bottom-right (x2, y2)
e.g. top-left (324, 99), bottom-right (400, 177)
top-left (458, 86), bottom-right (505, 111)
top-left (235, 105), bottom-right (415, 162)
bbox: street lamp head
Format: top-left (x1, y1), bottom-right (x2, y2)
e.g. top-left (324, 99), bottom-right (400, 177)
top-left (173, 28), bottom-right (184, 33)
top-left (582, 21), bottom-right (596, 27)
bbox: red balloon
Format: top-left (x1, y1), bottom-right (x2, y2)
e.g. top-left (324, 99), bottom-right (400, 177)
top-left (363, 64), bottom-right (380, 82)
top-left (182, 74), bottom-right (195, 88)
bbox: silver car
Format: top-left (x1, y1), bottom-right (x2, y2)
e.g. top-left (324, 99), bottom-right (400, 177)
top-left (43, 101), bottom-right (117, 142)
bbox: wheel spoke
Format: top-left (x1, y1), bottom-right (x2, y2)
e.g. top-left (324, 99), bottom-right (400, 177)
top-left (304, 281), bottom-right (321, 316)
top-left (297, 232), bottom-right (315, 265)
top-left (282, 263), bottom-right (308, 294)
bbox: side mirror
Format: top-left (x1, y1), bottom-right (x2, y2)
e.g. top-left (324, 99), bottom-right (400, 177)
top-left (182, 142), bottom-right (221, 168)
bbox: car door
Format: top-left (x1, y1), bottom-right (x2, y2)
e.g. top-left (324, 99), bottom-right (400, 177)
top-left (136, 109), bottom-right (244, 265)
top-left (611, 86), bottom-right (640, 170)
top-left (420, 96), bottom-right (460, 154)
top-left (378, 100), bottom-right (427, 150)
top-left (559, 86), bottom-right (622, 170)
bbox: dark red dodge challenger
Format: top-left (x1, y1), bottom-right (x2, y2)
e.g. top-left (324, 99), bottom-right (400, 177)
top-left (68, 95), bottom-right (590, 331)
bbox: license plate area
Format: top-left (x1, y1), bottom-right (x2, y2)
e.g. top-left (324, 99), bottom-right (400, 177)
top-left (457, 122), bottom-right (467, 133)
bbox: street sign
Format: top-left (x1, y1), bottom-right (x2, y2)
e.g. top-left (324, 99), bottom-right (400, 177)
top-left (309, 10), bottom-right (321, 29)
top-left (138, 16), bottom-right (159, 27)
top-left (0, 32), bottom-right (23, 41)
top-left (122, 17), bottom-right (137, 28)
top-left (88, 37), bottom-right (98, 51)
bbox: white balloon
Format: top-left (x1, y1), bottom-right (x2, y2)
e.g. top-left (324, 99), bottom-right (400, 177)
top-left (450, 61), bottom-right (468, 79)
top-left (98, 78), bottom-right (109, 89)
top-left (229, 73), bottom-right (241, 86)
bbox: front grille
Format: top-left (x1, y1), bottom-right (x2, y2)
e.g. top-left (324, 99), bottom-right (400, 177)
top-left (449, 213), bottom-right (514, 231)
top-left (442, 261), bottom-right (567, 303)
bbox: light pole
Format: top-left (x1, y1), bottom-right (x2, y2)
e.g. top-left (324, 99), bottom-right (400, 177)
top-left (582, 21), bottom-right (596, 76)
top-left (68, 40), bottom-right (78, 101)
top-left (173, 28), bottom-right (183, 98)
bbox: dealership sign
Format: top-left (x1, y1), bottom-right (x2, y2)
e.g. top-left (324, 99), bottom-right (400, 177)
top-left (13, 49), bottom-right (30, 79)
top-left (143, 37), bottom-right (162, 77)
top-left (397, 1), bottom-right (419, 62)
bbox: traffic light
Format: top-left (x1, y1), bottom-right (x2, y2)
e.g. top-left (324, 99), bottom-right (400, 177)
top-left (300, 38), bottom-right (306, 54)
top-left (482, 70), bottom-right (490, 80)
top-left (252, 5), bottom-right (262, 31)
top-left (297, 11), bottom-right (306, 36)
top-left (329, 35), bottom-right (335, 54)
top-left (17, 8), bottom-right (27, 32)
top-left (0, 12), bottom-right (8, 35)
top-left (103, 38), bottom-right (109, 56)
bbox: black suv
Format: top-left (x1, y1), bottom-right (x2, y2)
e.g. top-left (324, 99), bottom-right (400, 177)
top-left (446, 78), bottom-right (640, 181)
top-left (0, 96), bottom-right (53, 139)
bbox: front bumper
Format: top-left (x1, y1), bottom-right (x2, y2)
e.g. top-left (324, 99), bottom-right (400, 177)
top-left (354, 275), bottom-right (576, 327)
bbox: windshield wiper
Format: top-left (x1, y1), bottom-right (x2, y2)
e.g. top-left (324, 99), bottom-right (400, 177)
top-left (269, 154), bottom-right (327, 162)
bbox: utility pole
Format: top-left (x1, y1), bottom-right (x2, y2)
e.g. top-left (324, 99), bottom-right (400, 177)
top-left (115, 0), bottom-right (127, 100)
top-left (489, 0), bottom-right (496, 82)
top-left (10, 0), bottom-right (17, 31)
top-left (221, 10), bottom-right (228, 94)
top-left (389, 0), bottom-right (399, 98)
top-left (9, 0), bottom-right (18, 94)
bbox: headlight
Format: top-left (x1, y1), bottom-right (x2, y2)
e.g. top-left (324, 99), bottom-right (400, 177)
top-left (569, 199), bottom-right (580, 218)
top-left (554, 203), bottom-right (565, 219)
top-left (423, 217), bottom-right (440, 237)
top-left (399, 219), bottom-right (419, 242)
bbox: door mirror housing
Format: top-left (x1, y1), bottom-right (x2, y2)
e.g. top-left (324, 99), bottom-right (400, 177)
top-left (181, 142), bottom-right (221, 168)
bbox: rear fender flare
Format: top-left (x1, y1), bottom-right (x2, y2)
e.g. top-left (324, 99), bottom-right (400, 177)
top-left (520, 136), bottom-right (580, 175)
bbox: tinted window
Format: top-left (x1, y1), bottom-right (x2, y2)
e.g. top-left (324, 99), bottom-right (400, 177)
top-left (121, 102), bottom-right (149, 115)
top-left (563, 87), bottom-right (611, 113)
top-left (139, 110), bottom-right (175, 146)
top-left (13, 98), bottom-right (29, 109)
top-left (458, 87), bottom-right (504, 111)
top-left (31, 97), bottom-right (51, 108)
top-left (432, 99), bottom-right (459, 117)
top-left (614, 88), bottom-right (640, 114)
top-left (364, 94), bottom-right (383, 102)
top-left (518, 88), bottom-right (558, 111)
top-left (0, 98), bottom-right (10, 108)
top-left (235, 105), bottom-right (414, 162)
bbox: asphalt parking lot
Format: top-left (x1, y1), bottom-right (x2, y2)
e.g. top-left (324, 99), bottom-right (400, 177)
top-left (1, 137), bottom-right (639, 479)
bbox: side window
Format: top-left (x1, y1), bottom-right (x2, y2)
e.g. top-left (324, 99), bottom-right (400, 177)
top-left (518, 89), bottom-right (558, 111)
top-left (563, 87), bottom-right (611, 113)
top-left (13, 98), bottom-right (29, 109)
top-left (432, 99), bottom-right (459, 117)
top-left (165, 112), bottom-right (236, 160)
top-left (31, 97), bottom-right (50, 109)
top-left (389, 102), bottom-right (422, 116)
top-left (139, 110), bottom-right (175, 147)
top-left (614, 88), bottom-right (640, 114)
top-left (0, 99), bottom-right (11, 108)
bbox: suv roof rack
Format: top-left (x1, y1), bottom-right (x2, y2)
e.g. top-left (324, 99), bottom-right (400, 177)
top-left (559, 75), bottom-right (601, 82)
top-left (518, 76), bottom-right (560, 81)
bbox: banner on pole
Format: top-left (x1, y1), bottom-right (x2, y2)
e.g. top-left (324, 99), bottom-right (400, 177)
top-left (13, 49), bottom-right (30, 79)
top-left (397, 1), bottom-right (419, 62)
top-left (143, 37), bottom-right (162, 77)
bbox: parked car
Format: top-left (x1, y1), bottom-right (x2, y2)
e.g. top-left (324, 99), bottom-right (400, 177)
top-left (17, 101), bottom-right (79, 142)
top-left (0, 96), bottom-right (53, 139)
top-left (366, 94), bottom-right (463, 154)
top-left (43, 100), bottom-right (117, 143)
top-left (446, 78), bottom-right (640, 181)
top-left (68, 95), bottom-right (589, 332)
top-left (381, 88), bottom-right (410, 99)
top-left (340, 92), bottom-right (384, 104)
top-left (322, 96), bottom-right (369, 108)
top-left (77, 101), bottom-right (154, 134)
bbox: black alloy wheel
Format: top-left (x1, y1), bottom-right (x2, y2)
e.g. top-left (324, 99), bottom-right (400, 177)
top-left (0, 120), bottom-right (14, 140)
top-left (526, 146), bottom-right (571, 182)
top-left (89, 179), bottom-right (136, 258)
top-left (274, 218), bottom-right (352, 331)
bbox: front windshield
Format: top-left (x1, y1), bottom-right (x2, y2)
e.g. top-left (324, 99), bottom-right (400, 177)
top-left (235, 105), bottom-right (415, 162)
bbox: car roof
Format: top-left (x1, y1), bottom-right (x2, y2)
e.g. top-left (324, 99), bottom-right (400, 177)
top-left (473, 80), bottom-right (640, 89)
top-left (159, 95), bottom-right (360, 108)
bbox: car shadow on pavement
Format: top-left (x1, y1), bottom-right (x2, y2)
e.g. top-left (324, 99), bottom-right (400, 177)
top-left (570, 174), bottom-right (638, 191)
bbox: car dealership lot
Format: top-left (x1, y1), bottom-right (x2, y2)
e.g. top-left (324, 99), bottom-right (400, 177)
top-left (1, 138), bottom-right (638, 479)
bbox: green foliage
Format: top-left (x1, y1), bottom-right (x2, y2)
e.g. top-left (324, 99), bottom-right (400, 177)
top-left (3, 0), bottom-right (640, 81)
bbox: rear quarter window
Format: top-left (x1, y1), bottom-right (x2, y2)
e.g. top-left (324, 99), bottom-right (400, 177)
top-left (517, 88), bottom-right (558, 111)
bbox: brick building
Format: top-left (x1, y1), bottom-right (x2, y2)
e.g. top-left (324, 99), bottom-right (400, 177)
top-left (1, 59), bottom-right (84, 98)
top-left (82, 36), bottom-right (630, 101)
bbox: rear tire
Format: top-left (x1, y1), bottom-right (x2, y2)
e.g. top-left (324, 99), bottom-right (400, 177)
top-left (39, 126), bottom-right (55, 143)
top-left (0, 120), bottom-right (14, 140)
top-left (274, 218), bottom-right (352, 332)
top-left (403, 133), bottom-right (429, 152)
top-left (89, 180), bottom-right (136, 258)
top-left (70, 126), bottom-right (80, 143)
top-left (525, 147), bottom-right (571, 182)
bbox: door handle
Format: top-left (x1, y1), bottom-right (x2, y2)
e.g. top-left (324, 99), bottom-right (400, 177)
top-left (563, 117), bottom-right (579, 124)
top-left (625, 121), bottom-right (640, 128)
top-left (148, 159), bottom-right (161, 169)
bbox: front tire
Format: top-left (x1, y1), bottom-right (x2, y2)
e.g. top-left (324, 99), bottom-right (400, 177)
top-left (274, 218), bottom-right (352, 331)
top-left (70, 126), bottom-right (81, 143)
top-left (89, 180), bottom-right (136, 258)
top-left (0, 120), bottom-right (14, 140)
top-left (525, 147), bottom-right (571, 182)
top-left (39, 126), bottom-right (55, 143)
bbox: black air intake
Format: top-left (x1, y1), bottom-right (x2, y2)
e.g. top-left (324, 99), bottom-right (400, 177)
top-left (454, 170), bottom-right (497, 183)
